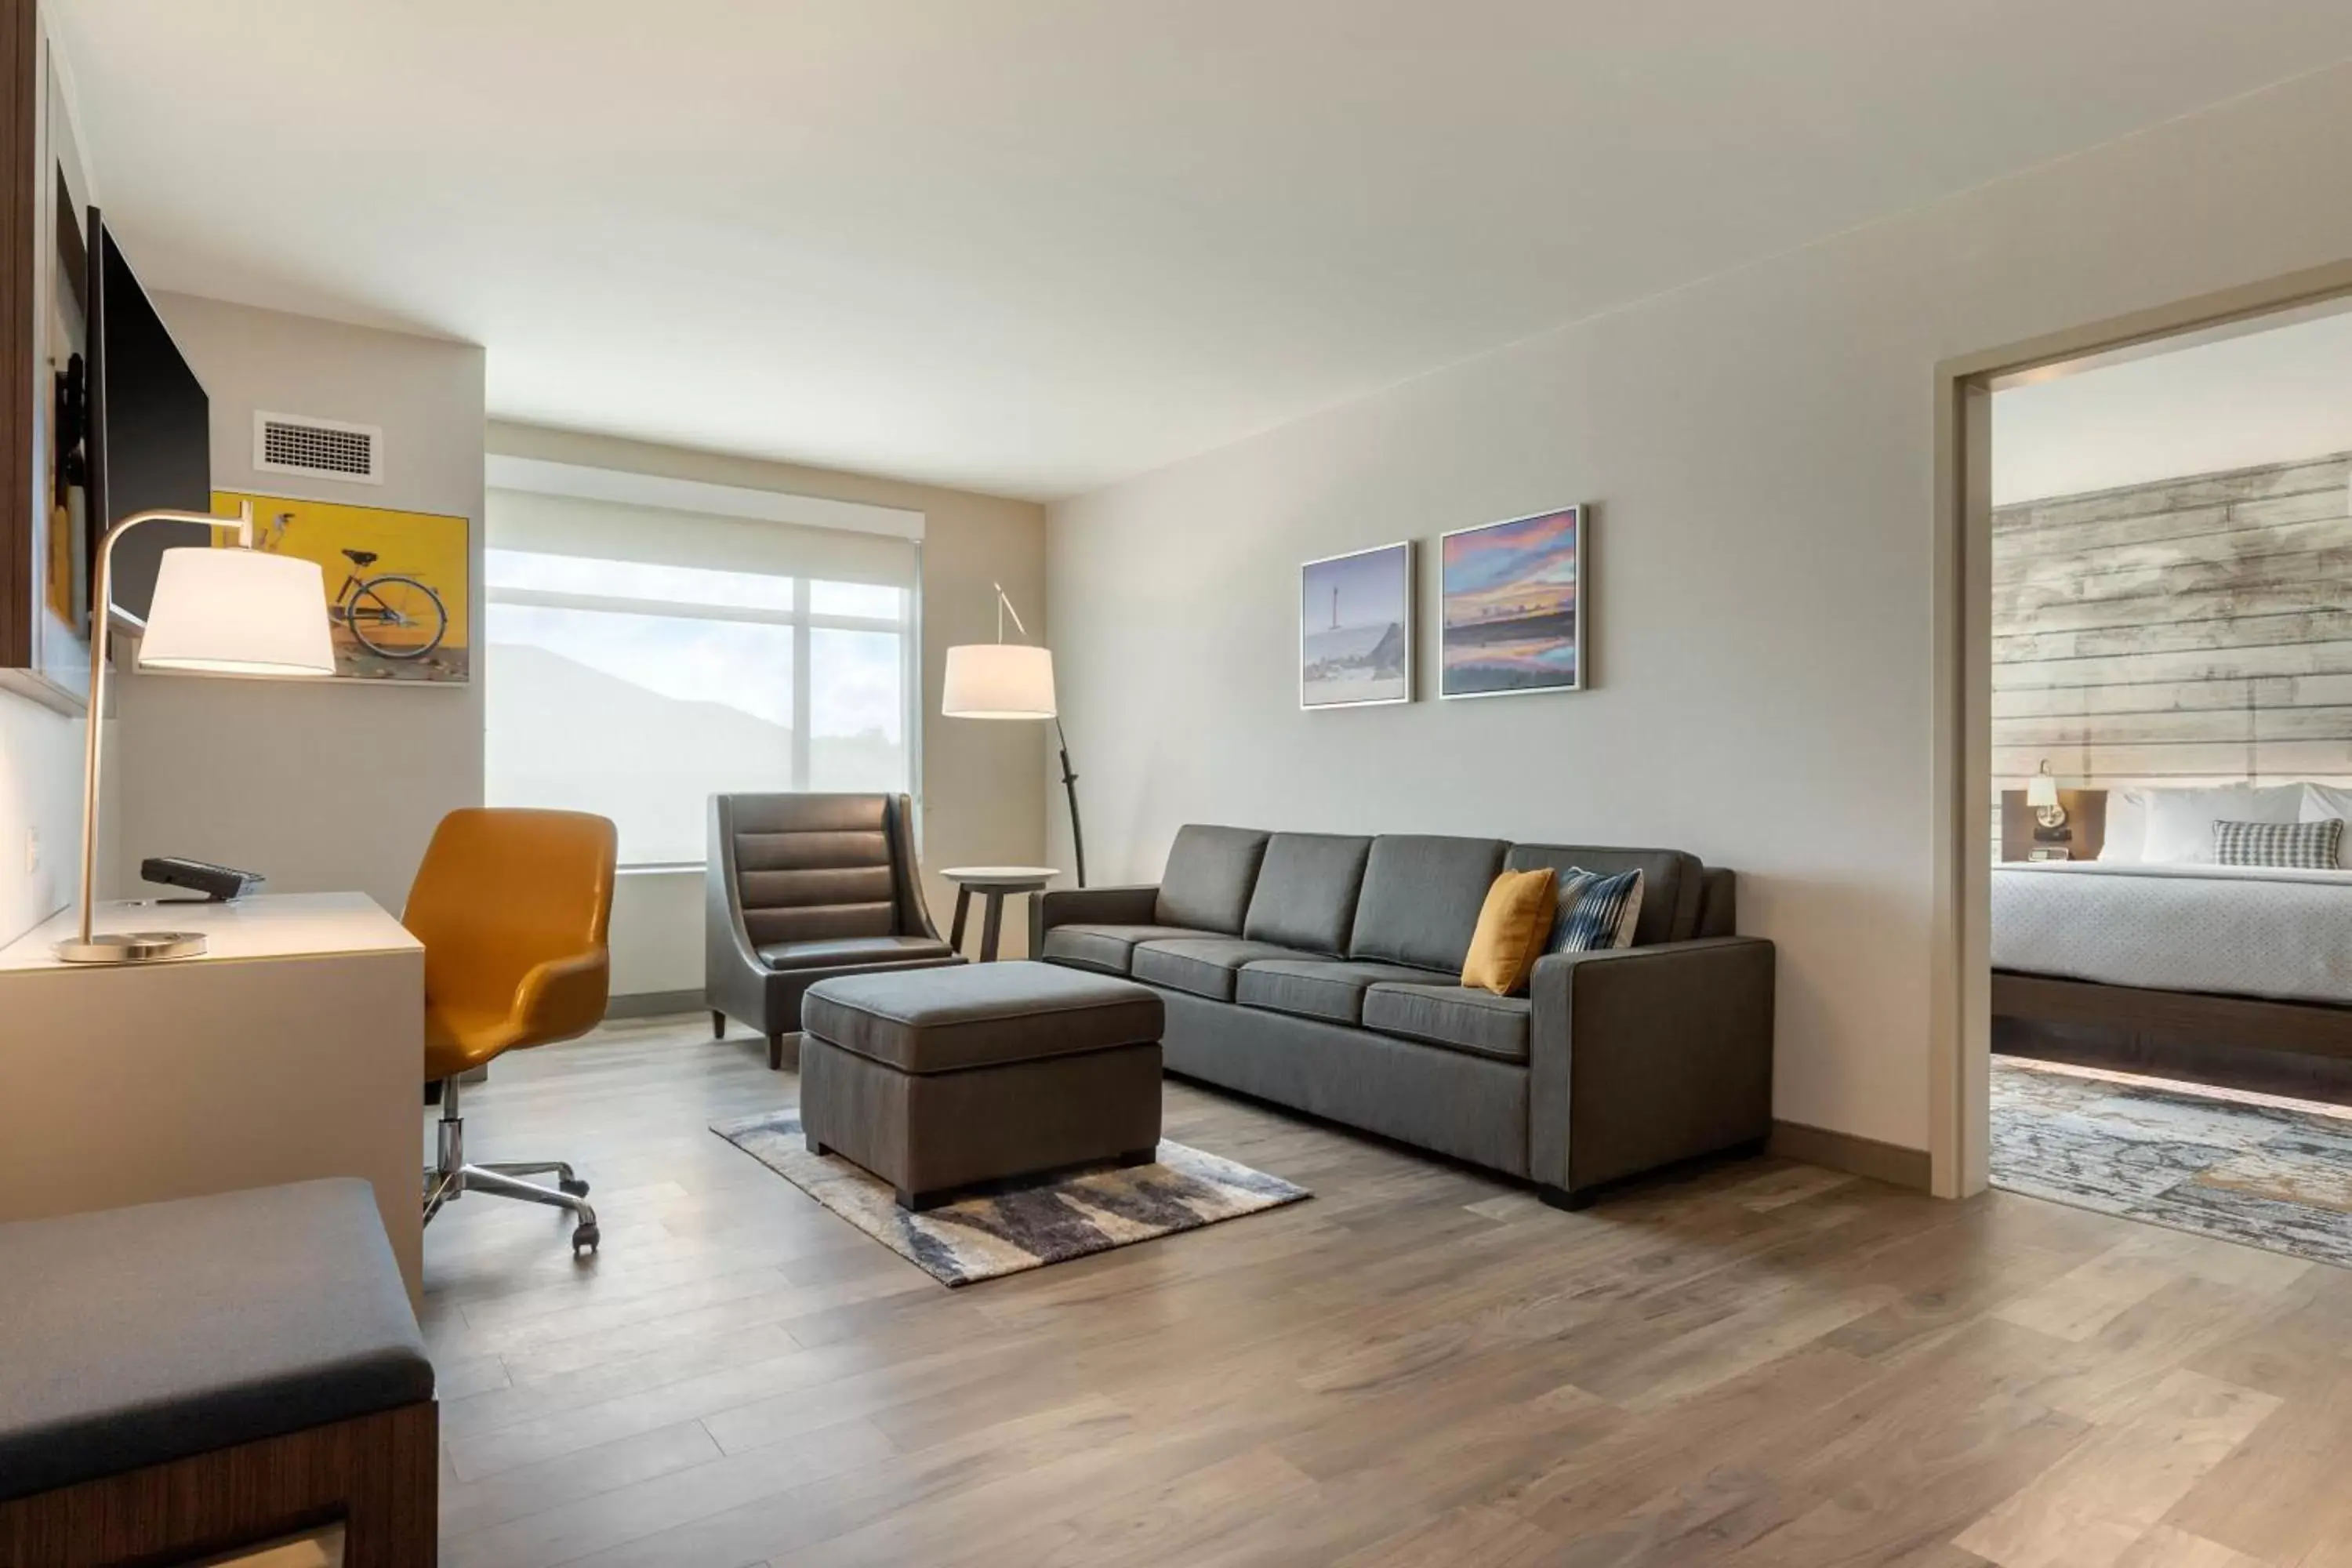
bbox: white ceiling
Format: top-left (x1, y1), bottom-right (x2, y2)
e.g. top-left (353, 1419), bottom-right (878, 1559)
top-left (56, 2), bottom-right (2352, 501)
top-left (1994, 307), bottom-right (2352, 505)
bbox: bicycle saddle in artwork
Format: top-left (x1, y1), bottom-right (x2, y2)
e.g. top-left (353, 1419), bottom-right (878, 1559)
top-left (343, 549), bottom-right (379, 566)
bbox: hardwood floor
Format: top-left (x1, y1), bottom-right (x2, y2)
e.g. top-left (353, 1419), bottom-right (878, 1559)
top-left (423, 1014), bottom-right (2352, 1567)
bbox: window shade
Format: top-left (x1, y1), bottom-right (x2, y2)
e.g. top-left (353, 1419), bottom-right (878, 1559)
top-left (485, 488), bottom-right (919, 586)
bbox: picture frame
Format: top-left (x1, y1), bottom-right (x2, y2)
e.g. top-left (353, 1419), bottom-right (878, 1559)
top-left (1300, 539), bottom-right (1414, 710)
top-left (1439, 505), bottom-right (1585, 699)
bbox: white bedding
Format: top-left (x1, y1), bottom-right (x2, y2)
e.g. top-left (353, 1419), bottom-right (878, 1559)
top-left (1991, 859), bottom-right (2352, 1005)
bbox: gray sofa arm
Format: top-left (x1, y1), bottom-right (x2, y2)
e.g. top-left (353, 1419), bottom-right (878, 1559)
top-left (1037, 884), bottom-right (1160, 932)
top-left (1526, 936), bottom-right (1775, 1205)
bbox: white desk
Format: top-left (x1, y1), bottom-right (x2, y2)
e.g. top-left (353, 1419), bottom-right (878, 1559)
top-left (0, 892), bottom-right (425, 1304)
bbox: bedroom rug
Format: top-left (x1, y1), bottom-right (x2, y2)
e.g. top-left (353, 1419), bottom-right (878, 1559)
top-left (710, 1110), bottom-right (1311, 1287)
top-left (1993, 1055), bottom-right (2352, 1269)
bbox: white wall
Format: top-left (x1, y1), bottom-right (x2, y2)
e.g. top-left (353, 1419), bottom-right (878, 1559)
top-left (1993, 306), bottom-right (2352, 503)
top-left (0, 691), bottom-right (85, 946)
top-left (111, 296), bottom-right (485, 914)
top-left (485, 423), bottom-right (1049, 1000)
top-left (1048, 62), bottom-right (2352, 1156)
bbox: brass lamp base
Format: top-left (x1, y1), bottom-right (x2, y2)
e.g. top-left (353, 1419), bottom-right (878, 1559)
top-left (53, 931), bottom-right (209, 964)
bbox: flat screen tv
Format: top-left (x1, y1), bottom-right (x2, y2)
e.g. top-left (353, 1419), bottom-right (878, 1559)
top-left (86, 206), bottom-right (211, 626)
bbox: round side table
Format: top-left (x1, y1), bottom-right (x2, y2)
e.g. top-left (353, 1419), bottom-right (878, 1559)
top-left (941, 866), bottom-right (1059, 962)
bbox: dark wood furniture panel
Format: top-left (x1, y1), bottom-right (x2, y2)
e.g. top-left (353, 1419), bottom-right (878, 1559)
top-left (0, 0), bottom-right (34, 673)
top-left (1994, 969), bottom-right (2352, 1105)
top-left (1998, 789), bottom-right (2107, 862)
top-left (0, 1399), bottom-right (437, 1568)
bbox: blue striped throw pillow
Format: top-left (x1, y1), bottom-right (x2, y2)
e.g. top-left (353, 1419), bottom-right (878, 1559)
top-left (1548, 868), bottom-right (1645, 953)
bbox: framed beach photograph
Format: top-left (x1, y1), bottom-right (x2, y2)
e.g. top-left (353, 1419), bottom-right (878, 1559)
top-left (1300, 541), bottom-right (1413, 709)
top-left (1440, 505), bottom-right (1584, 699)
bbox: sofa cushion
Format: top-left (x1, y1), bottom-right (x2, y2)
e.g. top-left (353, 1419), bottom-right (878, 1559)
top-left (1362, 982), bottom-right (1532, 1063)
top-left (802, 961), bottom-right (1163, 1073)
top-left (1504, 844), bottom-right (1701, 946)
top-left (1132, 937), bottom-right (1315, 1001)
top-left (1153, 826), bottom-right (1271, 935)
top-left (757, 934), bottom-right (956, 971)
top-left (1039, 923), bottom-right (1216, 975)
top-left (1235, 959), bottom-right (1446, 1025)
top-left (1348, 834), bottom-right (1508, 972)
top-left (1242, 833), bottom-right (1373, 953)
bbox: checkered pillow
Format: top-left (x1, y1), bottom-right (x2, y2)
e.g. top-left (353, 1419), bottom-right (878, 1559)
top-left (2212, 818), bottom-right (2343, 869)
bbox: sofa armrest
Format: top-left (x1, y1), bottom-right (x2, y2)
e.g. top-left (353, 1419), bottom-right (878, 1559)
top-left (1527, 935), bottom-right (1775, 1202)
top-left (1037, 884), bottom-right (1161, 932)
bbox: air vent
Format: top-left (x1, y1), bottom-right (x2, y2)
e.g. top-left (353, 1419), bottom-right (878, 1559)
top-left (253, 411), bottom-right (383, 484)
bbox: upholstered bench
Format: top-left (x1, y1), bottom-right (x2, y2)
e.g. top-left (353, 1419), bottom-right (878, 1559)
top-left (0, 1180), bottom-right (437, 1567)
top-left (800, 960), bottom-right (1166, 1209)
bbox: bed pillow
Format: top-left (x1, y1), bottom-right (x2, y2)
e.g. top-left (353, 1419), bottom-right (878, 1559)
top-left (2303, 782), bottom-right (2352, 869)
top-left (1548, 868), bottom-right (1644, 953)
top-left (2140, 784), bottom-right (2303, 863)
top-left (2214, 818), bottom-right (2344, 870)
top-left (2101, 789), bottom-right (2147, 862)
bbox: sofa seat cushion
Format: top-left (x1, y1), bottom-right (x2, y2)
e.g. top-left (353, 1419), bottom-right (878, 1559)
top-left (0, 1179), bottom-right (433, 1504)
top-left (757, 934), bottom-right (956, 971)
top-left (1132, 938), bottom-right (1317, 1001)
top-left (1235, 960), bottom-right (1447, 1025)
top-left (802, 961), bottom-right (1163, 1073)
top-left (1362, 982), bottom-right (1533, 1063)
top-left (1039, 924), bottom-right (1216, 975)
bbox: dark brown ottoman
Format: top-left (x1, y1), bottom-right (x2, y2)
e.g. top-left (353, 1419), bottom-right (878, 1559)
top-left (799, 960), bottom-right (1166, 1210)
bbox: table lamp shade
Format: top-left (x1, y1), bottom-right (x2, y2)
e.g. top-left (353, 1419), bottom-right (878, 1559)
top-left (2026, 768), bottom-right (2060, 811)
top-left (943, 643), bottom-right (1056, 719)
top-left (137, 546), bottom-right (337, 677)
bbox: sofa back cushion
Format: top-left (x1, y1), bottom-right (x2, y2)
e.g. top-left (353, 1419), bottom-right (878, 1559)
top-left (1348, 834), bottom-right (1508, 972)
top-left (1153, 825), bottom-right (1271, 935)
top-left (1504, 844), bottom-right (1701, 945)
top-left (1243, 833), bottom-right (1373, 953)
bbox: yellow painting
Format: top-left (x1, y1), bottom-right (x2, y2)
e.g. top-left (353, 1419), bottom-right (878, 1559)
top-left (211, 490), bottom-right (470, 682)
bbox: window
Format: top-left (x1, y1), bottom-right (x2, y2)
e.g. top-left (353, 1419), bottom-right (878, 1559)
top-left (483, 485), bottom-right (918, 868)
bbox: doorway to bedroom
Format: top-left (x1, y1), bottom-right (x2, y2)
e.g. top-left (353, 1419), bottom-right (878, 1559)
top-left (1985, 299), bottom-right (2352, 1264)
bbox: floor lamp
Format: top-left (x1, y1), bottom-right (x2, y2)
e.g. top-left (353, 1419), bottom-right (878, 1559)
top-left (56, 501), bottom-right (336, 963)
top-left (942, 584), bottom-right (1086, 887)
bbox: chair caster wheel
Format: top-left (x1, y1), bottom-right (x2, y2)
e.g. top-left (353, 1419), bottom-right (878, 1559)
top-left (560, 1177), bottom-right (590, 1197)
top-left (572, 1222), bottom-right (600, 1254)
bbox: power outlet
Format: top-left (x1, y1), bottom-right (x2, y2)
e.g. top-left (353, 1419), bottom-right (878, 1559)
top-left (24, 826), bottom-right (38, 875)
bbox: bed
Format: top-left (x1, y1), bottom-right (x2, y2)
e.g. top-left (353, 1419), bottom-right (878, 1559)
top-left (1991, 842), bottom-right (2352, 1098)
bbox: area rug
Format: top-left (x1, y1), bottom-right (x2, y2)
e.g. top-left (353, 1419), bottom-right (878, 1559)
top-left (1992, 1056), bottom-right (2352, 1269)
top-left (710, 1110), bottom-right (1311, 1286)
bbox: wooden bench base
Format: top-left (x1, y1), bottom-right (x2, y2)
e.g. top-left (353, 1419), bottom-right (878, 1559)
top-left (0, 1400), bottom-right (436, 1568)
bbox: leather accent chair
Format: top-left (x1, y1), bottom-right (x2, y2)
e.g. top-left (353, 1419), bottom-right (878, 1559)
top-left (413, 807), bottom-right (618, 1254)
top-left (706, 793), bottom-right (964, 1069)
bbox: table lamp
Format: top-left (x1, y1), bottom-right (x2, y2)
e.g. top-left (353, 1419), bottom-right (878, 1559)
top-left (942, 583), bottom-right (1086, 886)
top-left (55, 502), bottom-right (336, 964)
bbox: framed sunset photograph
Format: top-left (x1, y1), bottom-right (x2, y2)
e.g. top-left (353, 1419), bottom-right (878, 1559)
top-left (1300, 540), bottom-right (1413, 708)
top-left (1439, 506), bottom-right (1584, 699)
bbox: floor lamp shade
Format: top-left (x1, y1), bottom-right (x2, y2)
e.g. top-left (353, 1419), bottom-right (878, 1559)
top-left (138, 547), bottom-right (338, 677)
top-left (943, 643), bottom-right (1057, 718)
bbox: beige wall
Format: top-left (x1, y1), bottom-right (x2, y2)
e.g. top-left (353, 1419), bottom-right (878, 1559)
top-left (1047, 62), bottom-right (2352, 1156)
top-left (111, 295), bottom-right (487, 913)
top-left (485, 422), bottom-right (1049, 997)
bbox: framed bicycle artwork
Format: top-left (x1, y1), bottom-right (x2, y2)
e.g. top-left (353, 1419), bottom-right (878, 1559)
top-left (208, 490), bottom-right (470, 683)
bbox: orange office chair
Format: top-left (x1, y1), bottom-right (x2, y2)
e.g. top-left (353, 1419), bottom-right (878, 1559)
top-left (412, 808), bottom-right (618, 1254)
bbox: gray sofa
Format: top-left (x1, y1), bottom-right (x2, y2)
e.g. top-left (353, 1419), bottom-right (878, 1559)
top-left (1038, 826), bottom-right (1773, 1207)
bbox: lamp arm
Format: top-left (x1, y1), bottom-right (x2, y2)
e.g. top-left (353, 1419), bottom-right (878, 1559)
top-left (72, 502), bottom-right (256, 947)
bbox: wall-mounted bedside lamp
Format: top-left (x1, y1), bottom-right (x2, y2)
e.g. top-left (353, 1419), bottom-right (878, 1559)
top-left (56, 502), bottom-right (336, 964)
top-left (2027, 760), bottom-right (2067, 832)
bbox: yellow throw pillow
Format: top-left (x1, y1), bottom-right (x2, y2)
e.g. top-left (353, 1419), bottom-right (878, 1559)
top-left (1461, 868), bottom-right (1558, 996)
